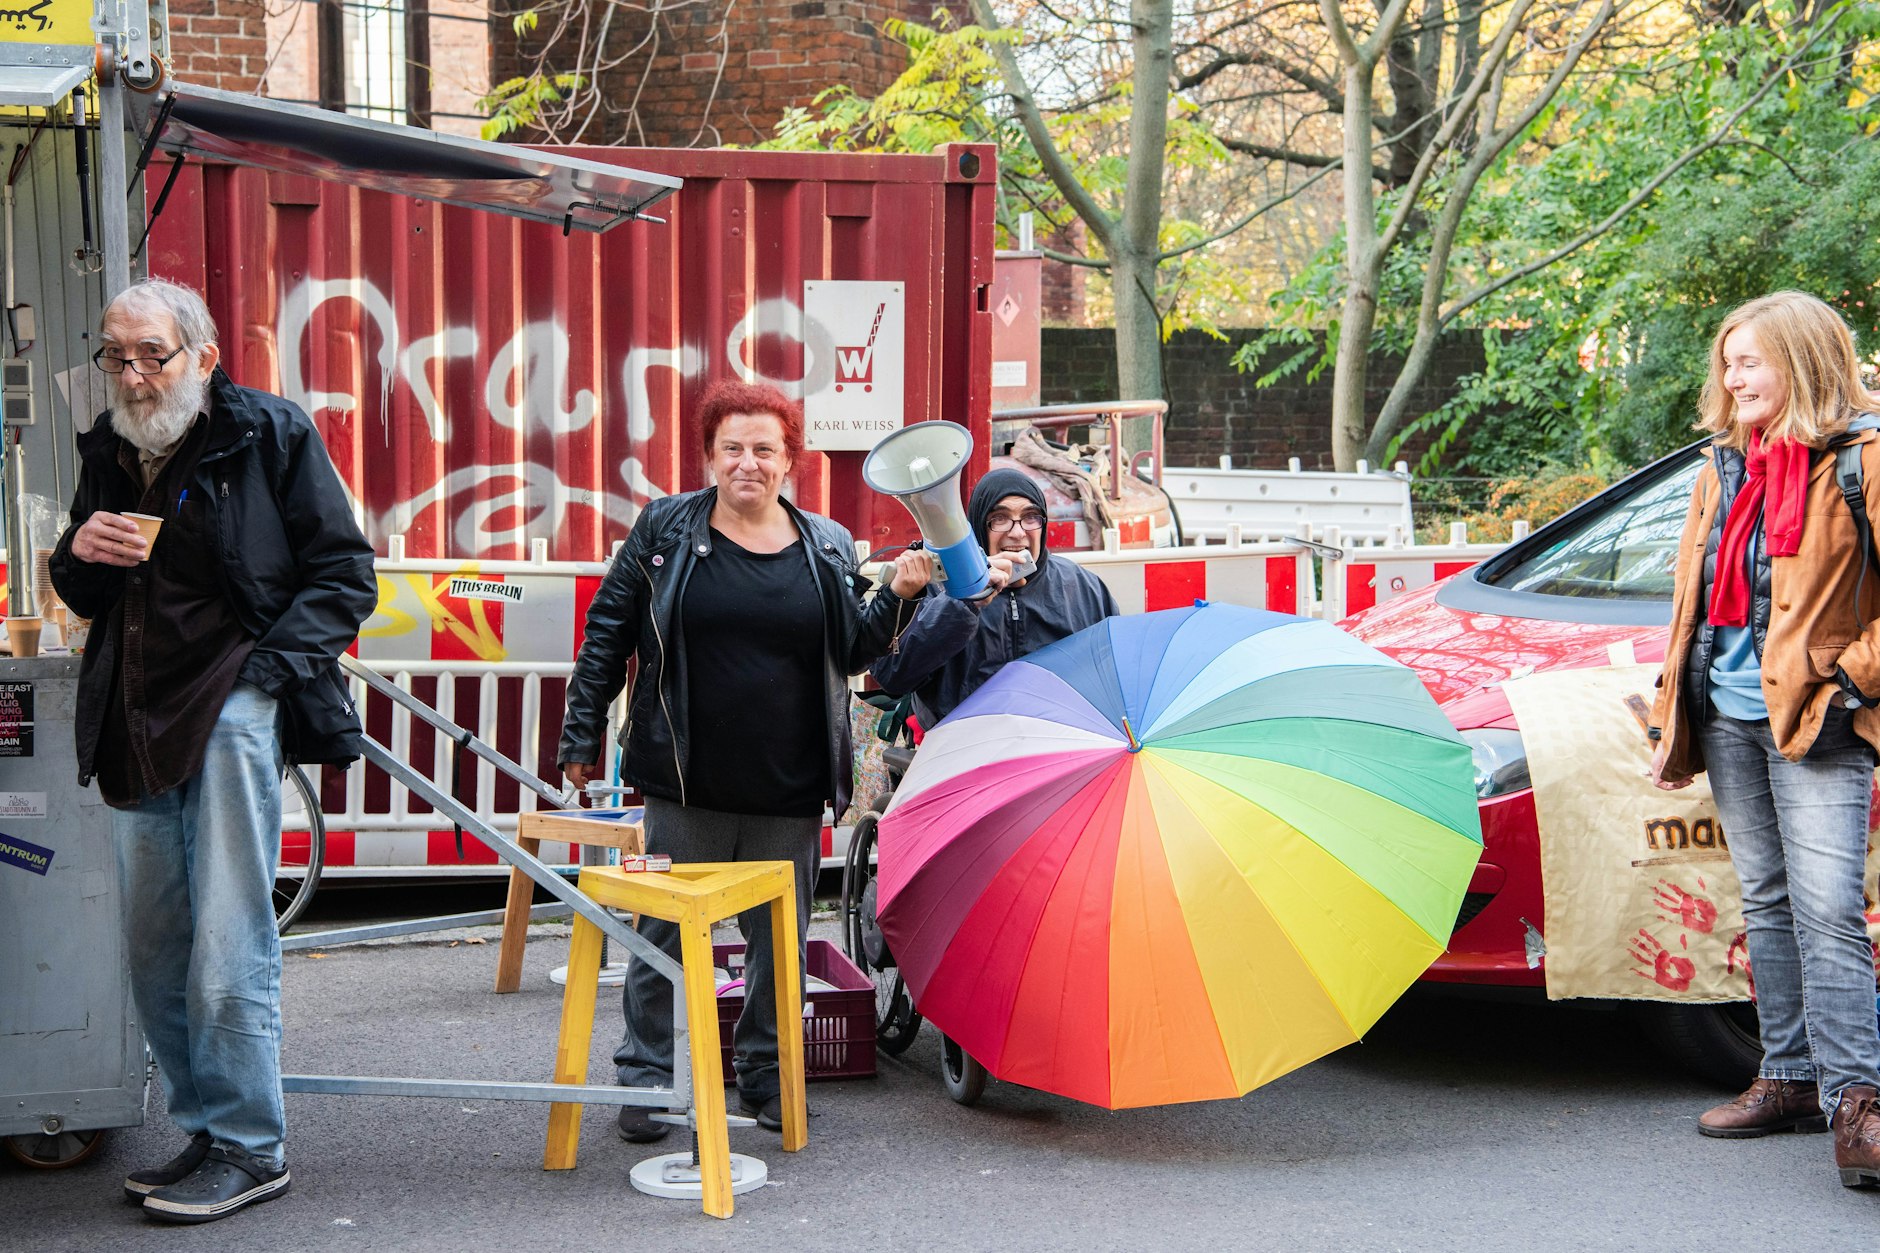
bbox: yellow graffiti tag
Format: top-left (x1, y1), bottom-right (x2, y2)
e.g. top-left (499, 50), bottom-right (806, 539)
top-left (361, 568), bottom-right (507, 662)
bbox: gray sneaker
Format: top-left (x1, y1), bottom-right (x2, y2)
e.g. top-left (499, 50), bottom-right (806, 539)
top-left (124, 1133), bottom-right (213, 1202)
top-left (142, 1147), bottom-right (290, 1224)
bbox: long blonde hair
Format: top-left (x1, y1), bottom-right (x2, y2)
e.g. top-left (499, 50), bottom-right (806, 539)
top-left (1697, 291), bottom-right (1880, 450)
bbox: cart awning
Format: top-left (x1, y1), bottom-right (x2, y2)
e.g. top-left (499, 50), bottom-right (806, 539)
top-left (136, 85), bottom-right (681, 234)
top-left (0, 64), bottom-right (90, 109)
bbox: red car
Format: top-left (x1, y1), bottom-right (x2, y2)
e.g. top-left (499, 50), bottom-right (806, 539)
top-left (1342, 440), bottom-right (1767, 1086)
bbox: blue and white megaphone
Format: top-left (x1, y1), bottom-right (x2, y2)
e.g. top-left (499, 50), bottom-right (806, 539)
top-left (862, 420), bottom-right (991, 600)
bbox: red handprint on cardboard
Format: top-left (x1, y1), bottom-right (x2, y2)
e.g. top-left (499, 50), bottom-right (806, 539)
top-left (1653, 876), bottom-right (1717, 934)
top-left (1726, 930), bottom-right (1754, 998)
top-left (1629, 928), bottom-right (1696, 992)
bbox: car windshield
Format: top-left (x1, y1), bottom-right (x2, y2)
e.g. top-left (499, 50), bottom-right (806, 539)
top-left (1481, 452), bottom-right (1704, 601)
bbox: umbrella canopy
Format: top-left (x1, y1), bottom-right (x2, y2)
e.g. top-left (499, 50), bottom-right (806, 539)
top-left (876, 603), bottom-right (1483, 1109)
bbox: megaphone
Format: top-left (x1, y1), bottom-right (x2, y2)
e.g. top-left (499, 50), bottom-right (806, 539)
top-left (862, 420), bottom-right (991, 600)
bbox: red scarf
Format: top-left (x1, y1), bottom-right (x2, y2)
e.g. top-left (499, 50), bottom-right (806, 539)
top-left (1709, 429), bottom-right (1811, 627)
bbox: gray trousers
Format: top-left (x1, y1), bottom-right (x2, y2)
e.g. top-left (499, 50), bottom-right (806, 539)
top-left (615, 796), bottom-right (819, 1103)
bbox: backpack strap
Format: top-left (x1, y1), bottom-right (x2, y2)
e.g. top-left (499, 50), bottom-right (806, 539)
top-left (1837, 442), bottom-right (1877, 631)
top-left (1837, 442), bottom-right (1874, 563)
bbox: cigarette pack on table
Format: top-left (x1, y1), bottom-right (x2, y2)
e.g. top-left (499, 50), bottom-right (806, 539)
top-left (617, 854), bottom-right (673, 873)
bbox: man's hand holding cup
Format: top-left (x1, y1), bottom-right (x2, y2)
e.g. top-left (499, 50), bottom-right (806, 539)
top-left (71, 511), bottom-right (150, 567)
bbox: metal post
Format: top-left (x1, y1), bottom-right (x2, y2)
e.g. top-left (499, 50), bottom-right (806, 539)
top-left (96, 80), bottom-right (131, 298)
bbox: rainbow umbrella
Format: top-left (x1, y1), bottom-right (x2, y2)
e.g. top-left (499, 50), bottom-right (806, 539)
top-left (875, 603), bottom-right (1483, 1109)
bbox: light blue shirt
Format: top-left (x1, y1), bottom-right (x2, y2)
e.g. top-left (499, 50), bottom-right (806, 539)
top-left (1708, 518), bottom-right (1768, 720)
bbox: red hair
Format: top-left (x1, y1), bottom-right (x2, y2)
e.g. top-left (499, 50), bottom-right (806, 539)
top-left (697, 378), bottom-right (805, 462)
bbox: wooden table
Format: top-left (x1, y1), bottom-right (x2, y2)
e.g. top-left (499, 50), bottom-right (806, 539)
top-left (493, 807), bottom-right (644, 993)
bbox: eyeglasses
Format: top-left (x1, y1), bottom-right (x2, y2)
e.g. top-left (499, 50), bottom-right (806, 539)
top-left (987, 511), bottom-right (1046, 533)
top-left (92, 346), bottom-right (186, 375)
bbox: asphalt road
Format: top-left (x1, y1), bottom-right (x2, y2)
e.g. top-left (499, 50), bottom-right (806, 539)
top-left (8, 910), bottom-right (1877, 1252)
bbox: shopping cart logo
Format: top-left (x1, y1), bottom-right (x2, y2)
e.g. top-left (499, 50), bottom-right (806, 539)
top-left (834, 303), bottom-right (887, 393)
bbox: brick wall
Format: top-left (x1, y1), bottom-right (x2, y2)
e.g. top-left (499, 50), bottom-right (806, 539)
top-left (169, 0), bottom-right (269, 92)
top-left (491, 0), bottom-right (966, 147)
top-left (1041, 327), bottom-right (1490, 469)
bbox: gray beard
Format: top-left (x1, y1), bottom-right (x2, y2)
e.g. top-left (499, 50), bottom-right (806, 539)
top-left (111, 370), bottom-right (207, 454)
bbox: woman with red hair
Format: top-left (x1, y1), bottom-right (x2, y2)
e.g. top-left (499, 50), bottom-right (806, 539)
top-left (559, 378), bottom-right (930, 1139)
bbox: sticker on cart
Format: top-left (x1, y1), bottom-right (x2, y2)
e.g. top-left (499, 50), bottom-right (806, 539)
top-left (446, 577), bottom-right (524, 605)
top-left (0, 682), bottom-right (31, 757)
top-left (0, 831), bottom-right (53, 875)
top-left (0, 791), bottom-right (47, 818)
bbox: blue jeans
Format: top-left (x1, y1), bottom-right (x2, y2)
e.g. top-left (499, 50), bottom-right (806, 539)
top-left (114, 682), bottom-right (287, 1168)
top-left (1700, 708), bottom-right (1880, 1119)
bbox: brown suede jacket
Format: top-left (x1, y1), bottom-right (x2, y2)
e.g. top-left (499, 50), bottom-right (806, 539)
top-left (1651, 429), bottom-right (1880, 779)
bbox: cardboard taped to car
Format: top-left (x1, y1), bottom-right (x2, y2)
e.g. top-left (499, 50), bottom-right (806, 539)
top-left (1504, 662), bottom-right (1879, 1003)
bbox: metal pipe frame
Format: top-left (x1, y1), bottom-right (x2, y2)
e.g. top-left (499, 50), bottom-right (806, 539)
top-left (282, 660), bottom-right (698, 1111)
top-left (280, 900), bottom-right (575, 952)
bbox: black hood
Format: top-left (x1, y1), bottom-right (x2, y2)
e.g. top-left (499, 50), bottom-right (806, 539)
top-left (966, 468), bottom-right (1048, 552)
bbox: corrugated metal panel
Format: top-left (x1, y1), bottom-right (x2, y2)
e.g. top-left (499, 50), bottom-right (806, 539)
top-left (145, 144), bottom-right (997, 561)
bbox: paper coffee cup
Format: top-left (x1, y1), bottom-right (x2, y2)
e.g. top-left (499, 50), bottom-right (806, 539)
top-left (123, 512), bottom-right (164, 558)
top-left (7, 615), bottom-right (42, 658)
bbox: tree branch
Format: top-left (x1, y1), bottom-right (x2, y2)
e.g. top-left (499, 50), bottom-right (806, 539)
top-left (1438, 14), bottom-right (1840, 328)
top-left (1156, 160), bottom-right (1346, 261)
top-left (970, 0), bottom-right (1118, 250)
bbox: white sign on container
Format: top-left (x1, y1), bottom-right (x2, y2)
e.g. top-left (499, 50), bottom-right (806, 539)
top-left (803, 280), bottom-right (904, 451)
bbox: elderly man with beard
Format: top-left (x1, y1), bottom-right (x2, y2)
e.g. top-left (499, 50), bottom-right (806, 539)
top-left (871, 467), bottom-right (1119, 728)
top-left (50, 278), bottom-right (375, 1224)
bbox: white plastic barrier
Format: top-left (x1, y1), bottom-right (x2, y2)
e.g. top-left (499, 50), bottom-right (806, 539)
top-left (1062, 538), bottom-right (1313, 616)
top-left (298, 521), bottom-right (1521, 877)
top-left (1162, 458), bottom-right (1414, 544)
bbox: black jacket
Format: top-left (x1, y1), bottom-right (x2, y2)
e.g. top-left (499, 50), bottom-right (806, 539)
top-left (557, 488), bottom-right (909, 818)
top-left (871, 551), bottom-right (1120, 726)
top-left (51, 368), bottom-right (377, 780)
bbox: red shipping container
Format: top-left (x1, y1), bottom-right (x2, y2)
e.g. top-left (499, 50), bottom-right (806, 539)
top-left (145, 145), bottom-right (998, 561)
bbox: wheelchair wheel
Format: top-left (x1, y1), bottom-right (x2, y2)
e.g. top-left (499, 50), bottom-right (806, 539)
top-left (841, 811), bottom-right (922, 1055)
top-left (940, 1034), bottom-right (987, 1106)
top-left (275, 764), bottom-right (325, 935)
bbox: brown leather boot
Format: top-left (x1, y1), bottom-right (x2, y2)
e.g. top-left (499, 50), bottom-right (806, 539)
top-left (1832, 1084), bottom-right (1880, 1188)
top-left (1697, 1077), bottom-right (1828, 1138)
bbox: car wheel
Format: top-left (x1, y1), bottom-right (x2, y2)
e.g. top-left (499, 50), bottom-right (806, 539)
top-left (1629, 1001), bottom-right (1762, 1089)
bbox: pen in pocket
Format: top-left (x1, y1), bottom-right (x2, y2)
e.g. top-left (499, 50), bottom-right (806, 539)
top-left (176, 488), bottom-right (188, 515)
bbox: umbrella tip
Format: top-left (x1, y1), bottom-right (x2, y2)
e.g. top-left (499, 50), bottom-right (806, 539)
top-left (1122, 717), bottom-right (1142, 753)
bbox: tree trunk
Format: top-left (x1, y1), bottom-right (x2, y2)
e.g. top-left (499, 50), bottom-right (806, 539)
top-left (1111, 247), bottom-right (1165, 406)
top-left (1329, 58), bottom-right (1380, 471)
top-left (1112, 0), bottom-right (1173, 436)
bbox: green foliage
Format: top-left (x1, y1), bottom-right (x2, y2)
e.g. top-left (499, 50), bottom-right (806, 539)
top-left (1241, 1), bottom-right (1880, 476)
top-left (478, 69), bottom-right (586, 141)
top-left (758, 11), bottom-right (1256, 340)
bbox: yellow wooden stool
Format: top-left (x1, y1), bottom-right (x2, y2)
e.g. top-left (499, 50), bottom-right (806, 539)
top-left (543, 861), bottom-right (808, 1219)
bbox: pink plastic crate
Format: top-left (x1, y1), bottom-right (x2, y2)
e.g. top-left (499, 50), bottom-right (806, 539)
top-left (712, 939), bottom-right (877, 1081)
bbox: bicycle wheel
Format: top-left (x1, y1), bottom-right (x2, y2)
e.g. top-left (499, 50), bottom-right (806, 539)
top-left (841, 812), bottom-right (921, 1054)
top-left (275, 764), bottom-right (325, 934)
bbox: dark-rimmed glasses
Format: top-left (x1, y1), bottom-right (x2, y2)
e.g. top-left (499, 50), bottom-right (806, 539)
top-left (988, 510), bottom-right (1046, 533)
top-left (92, 346), bottom-right (186, 375)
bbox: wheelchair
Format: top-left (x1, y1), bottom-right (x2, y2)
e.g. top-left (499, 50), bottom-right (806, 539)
top-left (839, 728), bottom-right (990, 1105)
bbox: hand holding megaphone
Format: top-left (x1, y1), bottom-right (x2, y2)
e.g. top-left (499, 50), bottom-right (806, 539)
top-left (862, 421), bottom-right (993, 600)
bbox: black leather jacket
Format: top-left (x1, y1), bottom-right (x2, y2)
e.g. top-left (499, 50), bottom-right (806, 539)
top-left (558, 488), bottom-right (909, 817)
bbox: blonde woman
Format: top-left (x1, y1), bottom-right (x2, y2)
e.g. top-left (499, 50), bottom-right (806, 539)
top-left (1648, 291), bottom-right (1880, 1187)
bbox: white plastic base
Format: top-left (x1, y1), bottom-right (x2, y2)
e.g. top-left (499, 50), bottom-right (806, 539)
top-left (629, 1151), bottom-right (768, 1200)
top-left (548, 962), bottom-right (629, 987)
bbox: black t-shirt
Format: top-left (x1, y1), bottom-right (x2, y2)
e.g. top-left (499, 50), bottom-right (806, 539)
top-left (680, 529), bottom-right (828, 817)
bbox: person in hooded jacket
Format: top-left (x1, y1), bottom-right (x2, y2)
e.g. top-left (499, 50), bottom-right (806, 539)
top-left (1648, 290), bottom-right (1880, 1189)
top-left (871, 467), bottom-right (1120, 729)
